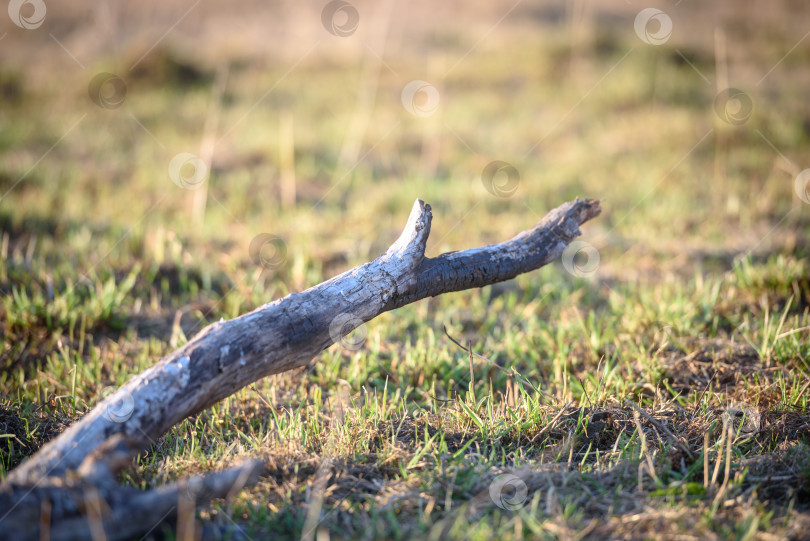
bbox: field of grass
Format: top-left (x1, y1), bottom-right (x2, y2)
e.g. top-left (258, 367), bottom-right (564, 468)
top-left (1, 1), bottom-right (809, 539)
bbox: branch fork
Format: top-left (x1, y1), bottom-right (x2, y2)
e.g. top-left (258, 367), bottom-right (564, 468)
top-left (1, 197), bottom-right (601, 540)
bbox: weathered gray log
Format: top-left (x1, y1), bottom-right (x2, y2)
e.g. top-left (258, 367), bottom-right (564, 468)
top-left (0, 197), bottom-right (601, 539)
top-left (0, 434), bottom-right (263, 541)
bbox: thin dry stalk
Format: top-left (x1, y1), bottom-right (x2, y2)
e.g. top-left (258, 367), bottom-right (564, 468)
top-left (633, 410), bottom-right (660, 488)
top-left (711, 419), bottom-right (728, 487)
top-left (580, 378), bottom-right (593, 408)
top-left (301, 461), bottom-right (331, 541)
top-left (39, 499), bottom-right (52, 541)
top-left (468, 340), bottom-right (476, 404)
top-left (703, 432), bottom-right (710, 488)
top-left (84, 486), bottom-right (107, 541)
top-left (712, 423), bottom-right (735, 507)
top-left (713, 26), bottom-right (729, 207)
top-left (176, 487), bottom-right (196, 541)
top-left (279, 108), bottom-right (296, 209)
top-left (611, 427), bottom-right (626, 455)
top-left (192, 61), bottom-right (229, 226)
top-left (336, 0), bottom-right (394, 169)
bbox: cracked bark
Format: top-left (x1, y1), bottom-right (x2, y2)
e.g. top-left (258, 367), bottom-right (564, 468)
top-left (0, 197), bottom-right (601, 540)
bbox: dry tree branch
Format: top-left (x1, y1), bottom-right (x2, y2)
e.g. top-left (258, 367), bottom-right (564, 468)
top-left (0, 197), bottom-right (601, 540)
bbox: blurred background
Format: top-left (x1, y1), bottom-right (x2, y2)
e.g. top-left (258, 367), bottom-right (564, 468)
top-left (1, 0), bottom-right (808, 347)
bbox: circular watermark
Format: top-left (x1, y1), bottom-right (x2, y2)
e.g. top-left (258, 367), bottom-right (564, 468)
top-left (401, 80), bottom-right (440, 118)
top-left (8, 0), bottom-right (46, 29)
top-left (561, 240), bottom-right (600, 278)
top-left (321, 0), bottom-right (359, 37)
top-left (714, 88), bottom-right (753, 126)
top-left (795, 169), bottom-right (810, 204)
top-left (724, 404), bottom-right (760, 435)
top-left (329, 312), bottom-right (367, 350)
top-left (488, 474), bottom-right (528, 511)
top-left (99, 386), bottom-right (135, 423)
top-left (88, 73), bottom-right (127, 109)
top-left (249, 234), bottom-right (288, 270)
top-left (482, 160), bottom-right (520, 198)
top-left (634, 8), bottom-right (672, 45)
top-left (168, 153), bottom-right (208, 190)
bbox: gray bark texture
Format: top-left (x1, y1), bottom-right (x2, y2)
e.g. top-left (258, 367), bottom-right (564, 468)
top-left (0, 197), bottom-right (601, 540)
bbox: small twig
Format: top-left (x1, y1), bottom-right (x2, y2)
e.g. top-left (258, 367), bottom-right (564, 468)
top-left (745, 474), bottom-right (795, 482)
top-left (625, 400), bottom-right (694, 459)
top-left (530, 401), bottom-right (574, 443)
top-left (443, 326), bottom-right (555, 402)
top-left (426, 393), bottom-right (455, 404)
top-left (443, 325), bottom-right (504, 373)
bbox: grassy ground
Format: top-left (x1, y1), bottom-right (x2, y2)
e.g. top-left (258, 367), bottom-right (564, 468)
top-left (1, 1), bottom-right (810, 539)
